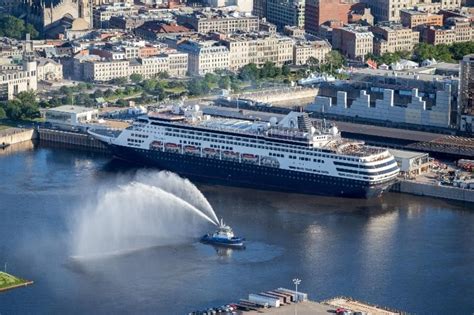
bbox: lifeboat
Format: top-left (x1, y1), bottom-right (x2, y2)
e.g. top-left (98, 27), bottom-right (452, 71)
top-left (222, 150), bottom-right (239, 160)
top-left (184, 145), bottom-right (200, 155)
top-left (164, 143), bottom-right (181, 153)
top-left (149, 141), bottom-right (162, 151)
top-left (241, 153), bottom-right (258, 164)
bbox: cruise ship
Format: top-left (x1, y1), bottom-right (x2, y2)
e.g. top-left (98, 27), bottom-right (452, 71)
top-left (89, 105), bottom-right (400, 197)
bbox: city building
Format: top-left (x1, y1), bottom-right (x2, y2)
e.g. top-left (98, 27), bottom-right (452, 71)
top-left (293, 40), bottom-right (332, 65)
top-left (178, 40), bottom-right (229, 75)
top-left (400, 9), bottom-right (443, 29)
top-left (0, 46), bottom-right (37, 101)
top-left (459, 54), bottom-right (474, 133)
top-left (204, 0), bottom-right (254, 13)
top-left (361, 0), bottom-right (462, 23)
top-left (420, 17), bottom-right (473, 45)
top-left (135, 21), bottom-right (193, 40)
top-left (348, 4), bottom-right (374, 25)
top-left (370, 23), bottom-right (419, 55)
top-left (221, 33), bottom-right (293, 70)
top-left (265, 0), bottom-right (306, 29)
top-left (304, 0), bottom-right (352, 35)
top-left (82, 52), bottom-right (188, 81)
top-left (36, 58), bottom-right (63, 81)
top-left (252, 0), bottom-right (267, 18)
top-left (176, 10), bottom-right (259, 33)
top-left (93, 3), bottom-right (139, 29)
top-left (332, 25), bottom-right (373, 59)
top-left (108, 15), bottom-right (147, 30)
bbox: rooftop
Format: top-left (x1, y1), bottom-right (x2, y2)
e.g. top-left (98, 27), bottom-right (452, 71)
top-left (47, 105), bottom-right (97, 114)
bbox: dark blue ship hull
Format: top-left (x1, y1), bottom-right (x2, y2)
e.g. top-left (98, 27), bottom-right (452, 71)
top-left (108, 145), bottom-right (396, 198)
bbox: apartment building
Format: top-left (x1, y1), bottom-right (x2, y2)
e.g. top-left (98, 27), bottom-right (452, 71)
top-left (178, 40), bottom-right (229, 75)
top-left (293, 40), bottom-right (332, 65)
top-left (222, 34), bottom-right (294, 70)
top-left (371, 23), bottom-right (419, 55)
top-left (93, 3), bottom-right (139, 28)
top-left (400, 9), bottom-right (443, 28)
top-left (304, 0), bottom-right (352, 35)
top-left (176, 10), bottom-right (259, 33)
top-left (421, 17), bottom-right (473, 45)
top-left (332, 25), bottom-right (373, 59)
top-left (83, 52), bottom-right (188, 81)
top-left (265, 0), bottom-right (306, 29)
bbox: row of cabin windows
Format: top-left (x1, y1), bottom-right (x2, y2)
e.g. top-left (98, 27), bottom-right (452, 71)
top-left (163, 126), bottom-right (371, 162)
top-left (131, 133), bottom-right (148, 138)
top-left (127, 138), bottom-right (144, 143)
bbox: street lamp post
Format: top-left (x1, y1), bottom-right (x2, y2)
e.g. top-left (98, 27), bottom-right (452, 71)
top-left (293, 278), bottom-right (301, 315)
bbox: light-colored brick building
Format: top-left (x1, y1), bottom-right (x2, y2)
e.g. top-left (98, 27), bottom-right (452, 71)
top-left (93, 3), bottom-right (138, 28)
top-left (176, 10), bottom-right (259, 34)
top-left (36, 58), bottom-right (63, 81)
top-left (421, 17), bottom-right (473, 45)
top-left (400, 9), bottom-right (443, 28)
top-left (361, 0), bottom-right (461, 23)
top-left (178, 40), bottom-right (229, 75)
top-left (82, 53), bottom-right (188, 81)
top-left (371, 23), bottom-right (419, 55)
top-left (293, 40), bottom-right (332, 65)
top-left (222, 34), bottom-right (294, 70)
top-left (0, 54), bottom-right (37, 101)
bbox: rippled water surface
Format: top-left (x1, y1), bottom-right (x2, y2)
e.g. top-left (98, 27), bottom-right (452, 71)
top-left (0, 143), bottom-right (473, 314)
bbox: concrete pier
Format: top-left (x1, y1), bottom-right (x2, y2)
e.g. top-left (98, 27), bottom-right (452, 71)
top-left (391, 180), bottom-right (474, 204)
top-left (37, 129), bottom-right (108, 151)
top-left (0, 128), bottom-right (36, 147)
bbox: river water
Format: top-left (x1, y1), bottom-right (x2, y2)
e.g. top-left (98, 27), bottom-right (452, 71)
top-left (0, 142), bottom-right (473, 314)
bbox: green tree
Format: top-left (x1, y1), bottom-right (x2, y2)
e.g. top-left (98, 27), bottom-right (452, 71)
top-left (25, 23), bottom-right (39, 39)
top-left (281, 64), bottom-right (290, 76)
top-left (157, 71), bottom-right (170, 79)
top-left (0, 107), bottom-right (6, 119)
top-left (110, 77), bottom-right (128, 85)
top-left (0, 15), bottom-right (25, 39)
top-left (142, 79), bottom-right (158, 93)
top-left (5, 100), bottom-right (22, 120)
top-left (325, 51), bottom-right (345, 70)
top-left (239, 63), bottom-right (260, 81)
top-left (187, 78), bottom-right (204, 96)
top-left (130, 73), bottom-right (143, 83)
top-left (104, 89), bottom-right (114, 98)
top-left (218, 76), bottom-right (231, 89)
top-left (93, 89), bottom-right (104, 98)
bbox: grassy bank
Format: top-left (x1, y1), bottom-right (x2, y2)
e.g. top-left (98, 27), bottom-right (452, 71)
top-left (0, 271), bottom-right (32, 291)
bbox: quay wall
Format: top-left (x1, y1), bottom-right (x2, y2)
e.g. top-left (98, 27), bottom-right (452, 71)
top-left (0, 128), bottom-right (36, 146)
top-left (391, 180), bottom-right (474, 203)
top-left (37, 129), bottom-right (108, 151)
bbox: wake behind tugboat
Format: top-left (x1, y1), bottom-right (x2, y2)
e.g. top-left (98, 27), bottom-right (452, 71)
top-left (201, 219), bottom-right (245, 248)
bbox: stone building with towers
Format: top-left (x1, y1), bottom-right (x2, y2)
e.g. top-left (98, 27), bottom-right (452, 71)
top-left (2, 0), bottom-right (92, 37)
top-left (0, 37), bottom-right (38, 101)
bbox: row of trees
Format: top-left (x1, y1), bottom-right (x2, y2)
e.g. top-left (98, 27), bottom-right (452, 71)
top-left (413, 42), bottom-right (474, 62)
top-left (0, 14), bottom-right (39, 40)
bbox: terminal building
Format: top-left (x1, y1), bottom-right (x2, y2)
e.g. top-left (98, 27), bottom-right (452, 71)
top-left (45, 105), bottom-right (99, 130)
top-left (306, 68), bottom-right (460, 130)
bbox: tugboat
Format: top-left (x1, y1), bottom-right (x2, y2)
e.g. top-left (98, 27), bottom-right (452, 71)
top-left (201, 219), bottom-right (245, 248)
